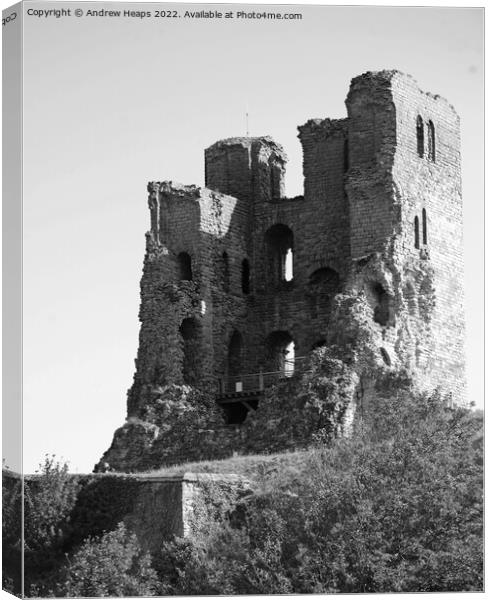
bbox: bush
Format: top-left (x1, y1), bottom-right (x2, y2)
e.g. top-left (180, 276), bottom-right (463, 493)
top-left (158, 388), bottom-right (483, 594)
top-left (24, 456), bottom-right (80, 554)
top-left (2, 468), bottom-right (22, 595)
top-left (9, 458), bottom-right (160, 597)
top-left (2, 456), bottom-right (80, 596)
top-left (56, 523), bottom-right (159, 597)
top-left (243, 347), bottom-right (358, 453)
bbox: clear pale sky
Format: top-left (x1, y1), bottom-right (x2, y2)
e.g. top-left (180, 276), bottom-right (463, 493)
top-left (10, 2), bottom-right (484, 473)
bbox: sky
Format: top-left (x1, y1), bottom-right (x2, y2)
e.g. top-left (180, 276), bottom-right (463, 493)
top-left (7, 2), bottom-right (484, 473)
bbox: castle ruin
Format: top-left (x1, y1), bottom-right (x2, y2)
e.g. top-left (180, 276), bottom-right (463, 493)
top-left (98, 70), bottom-right (465, 472)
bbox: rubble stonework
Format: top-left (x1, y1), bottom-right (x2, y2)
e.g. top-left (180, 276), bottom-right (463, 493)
top-left (98, 71), bottom-right (466, 473)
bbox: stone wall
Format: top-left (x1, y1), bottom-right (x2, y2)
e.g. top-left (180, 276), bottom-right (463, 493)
top-left (122, 472), bottom-right (250, 553)
top-left (390, 72), bottom-right (465, 402)
top-left (6, 470), bottom-right (249, 558)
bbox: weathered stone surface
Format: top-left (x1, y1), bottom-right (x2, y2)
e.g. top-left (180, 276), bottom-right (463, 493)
top-left (97, 385), bottom-right (234, 472)
top-left (122, 472), bottom-right (251, 552)
top-left (99, 70), bottom-right (466, 473)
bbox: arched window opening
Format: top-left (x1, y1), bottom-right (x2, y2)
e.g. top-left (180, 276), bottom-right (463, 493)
top-left (284, 249), bottom-right (293, 282)
top-left (241, 258), bottom-right (250, 294)
top-left (366, 282), bottom-right (391, 327)
top-left (414, 216), bottom-right (420, 249)
top-left (179, 317), bottom-right (200, 385)
top-left (265, 331), bottom-right (295, 376)
top-left (422, 208), bottom-right (427, 245)
top-left (416, 115), bottom-right (424, 158)
top-left (227, 330), bottom-right (243, 378)
top-left (427, 120), bottom-right (436, 162)
top-left (178, 252), bottom-right (193, 281)
top-left (343, 139), bottom-right (349, 172)
top-left (222, 251), bottom-right (230, 292)
top-left (265, 224), bottom-right (294, 286)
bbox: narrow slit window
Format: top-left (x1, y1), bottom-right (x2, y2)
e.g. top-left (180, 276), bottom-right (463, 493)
top-left (416, 115), bottom-right (424, 158)
top-left (422, 208), bottom-right (427, 245)
top-left (284, 248), bottom-right (293, 282)
top-left (427, 120), bottom-right (435, 162)
top-left (414, 216), bottom-right (420, 249)
top-left (241, 258), bottom-right (250, 295)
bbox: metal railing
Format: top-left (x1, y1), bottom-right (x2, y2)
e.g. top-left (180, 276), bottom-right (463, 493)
top-left (217, 356), bottom-right (308, 395)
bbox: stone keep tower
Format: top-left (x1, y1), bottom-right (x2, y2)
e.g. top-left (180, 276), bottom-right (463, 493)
top-left (123, 70), bottom-right (464, 437)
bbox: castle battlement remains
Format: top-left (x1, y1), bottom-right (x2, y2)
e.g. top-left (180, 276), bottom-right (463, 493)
top-left (98, 70), bottom-right (465, 472)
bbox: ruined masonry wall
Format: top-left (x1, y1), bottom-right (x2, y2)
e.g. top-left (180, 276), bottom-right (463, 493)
top-left (109, 69), bottom-right (466, 471)
top-left (129, 183), bottom-right (251, 414)
top-left (391, 73), bottom-right (465, 401)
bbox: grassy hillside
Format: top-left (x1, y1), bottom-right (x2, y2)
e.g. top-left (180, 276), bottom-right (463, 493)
top-left (140, 448), bottom-right (312, 478)
top-left (3, 385), bottom-right (483, 596)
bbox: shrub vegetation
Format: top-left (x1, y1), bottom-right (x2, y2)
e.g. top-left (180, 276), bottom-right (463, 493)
top-left (157, 386), bottom-right (483, 594)
top-left (2, 385), bottom-right (483, 596)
